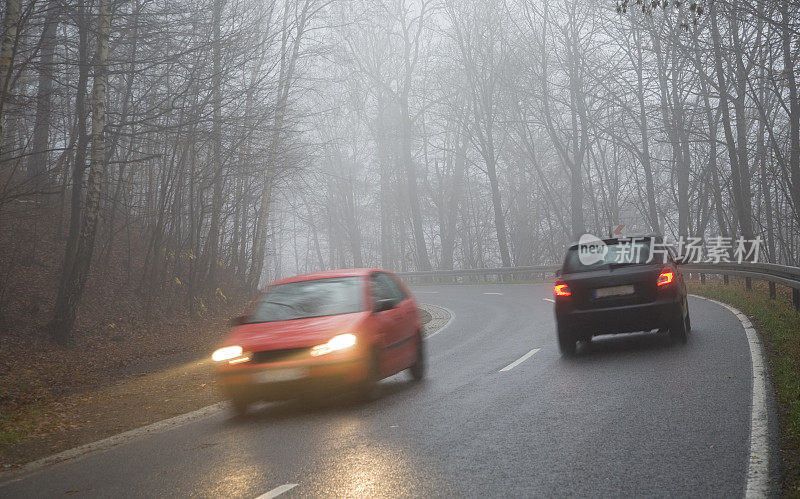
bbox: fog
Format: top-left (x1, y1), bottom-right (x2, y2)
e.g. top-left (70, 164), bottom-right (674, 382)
top-left (1, 0), bottom-right (799, 338)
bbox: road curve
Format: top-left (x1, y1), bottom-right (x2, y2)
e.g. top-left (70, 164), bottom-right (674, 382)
top-left (0, 284), bottom-right (780, 497)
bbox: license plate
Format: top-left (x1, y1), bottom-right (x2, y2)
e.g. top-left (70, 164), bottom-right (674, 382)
top-left (253, 367), bottom-right (306, 383)
top-left (593, 285), bottom-right (635, 298)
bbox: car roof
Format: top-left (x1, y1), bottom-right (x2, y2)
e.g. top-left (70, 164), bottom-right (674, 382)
top-left (271, 268), bottom-right (383, 286)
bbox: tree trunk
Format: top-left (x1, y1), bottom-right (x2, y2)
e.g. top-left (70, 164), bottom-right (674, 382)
top-left (0, 0), bottom-right (20, 156)
top-left (203, 0), bottom-right (224, 290)
top-left (249, 0), bottom-right (310, 288)
top-left (781, 0), bottom-right (800, 222)
top-left (485, 153), bottom-right (511, 267)
top-left (633, 28), bottom-right (660, 233)
top-left (691, 23), bottom-right (727, 237)
top-left (27, 3), bottom-right (59, 184)
top-left (441, 125), bottom-right (467, 270)
top-left (56, 0), bottom-right (91, 304)
top-left (730, 5), bottom-right (753, 239)
top-left (710, 0), bottom-right (751, 239)
top-left (48, 0), bottom-right (110, 343)
top-left (399, 95), bottom-right (432, 270)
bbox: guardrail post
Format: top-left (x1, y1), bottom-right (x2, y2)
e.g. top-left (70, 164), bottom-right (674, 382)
top-left (724, 275), bottom-right (729, 285)
top-left (700, 273), bottom-right (706, 285)
top-left (769, 282), bottom-right (776, 299)
top-left (794, 288), bottom-right (800, 311)
top-left (745, 277), bottom-right (752, 290)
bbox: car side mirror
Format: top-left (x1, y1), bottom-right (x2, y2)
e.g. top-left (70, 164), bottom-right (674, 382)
top-left (229, 315), bottom-right (248, 326)
top-left (374, 298), bottom-right (395, 313)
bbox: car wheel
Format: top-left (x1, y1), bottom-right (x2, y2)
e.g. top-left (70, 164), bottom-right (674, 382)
top-left (557, 325), bottom-right (577, 356)
top-left (230, 397), bottom-right (249, 417)
top-left (684, 298), bottom-right (692, 333)
top-left (669, 301), bottom-right (689, 344)
top-left (356, 350), bottom-right (382, 402)
top-left (409, 333), bottom-right (426, 381)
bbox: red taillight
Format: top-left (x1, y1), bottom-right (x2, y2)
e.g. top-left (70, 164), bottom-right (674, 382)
top-left (554, 283), bottom-right (571, 297)
top-left (657, 269), bottom-right (674, 287)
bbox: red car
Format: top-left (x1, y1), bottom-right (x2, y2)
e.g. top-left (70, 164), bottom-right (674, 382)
top-left (212, 268), bottom-right (425, 415)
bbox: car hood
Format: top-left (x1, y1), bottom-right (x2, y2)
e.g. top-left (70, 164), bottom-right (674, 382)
top-left (224, 311), bottom-right (369, 351)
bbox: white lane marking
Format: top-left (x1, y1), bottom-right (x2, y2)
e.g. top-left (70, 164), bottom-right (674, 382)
top-left (499, 348), bottom-right (541, 372)
top-left (424, 305), bottom-right (455, 339)
top-left (256, 484), bottom-right (298, 498)
top-left (542, 298), bottom-right (554, 303)
top-left (690, 294), bottom-right (771, 497)
top-left (0, 402), bottom-right (227, 486)
top-left (483, 292), bottom-right (503, 295)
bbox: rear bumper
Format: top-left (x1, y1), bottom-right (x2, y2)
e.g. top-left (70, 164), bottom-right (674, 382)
top-left (216, 357), bottom-right (368, 402)
top-left (556, 296), bottom-right (681, 336)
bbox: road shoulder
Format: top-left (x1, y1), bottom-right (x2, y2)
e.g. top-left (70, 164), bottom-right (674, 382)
top-left (689, 283), bottom-right (786, 497)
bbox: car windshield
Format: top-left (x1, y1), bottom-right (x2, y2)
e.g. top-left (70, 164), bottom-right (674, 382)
top-left (563, 240), bottom-right (655, 273)
top-left (248, 277), bottom-right (364, 322)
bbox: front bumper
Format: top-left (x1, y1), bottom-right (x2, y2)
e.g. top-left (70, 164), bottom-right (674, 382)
top-left (215, 355), bottom-right (368, 402)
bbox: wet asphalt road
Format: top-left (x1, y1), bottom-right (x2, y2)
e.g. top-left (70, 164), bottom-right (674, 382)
top-left (0, 284), bottom-right (779, 497)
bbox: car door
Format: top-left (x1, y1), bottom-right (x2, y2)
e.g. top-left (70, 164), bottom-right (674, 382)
top-left (370, 272), bottom-right (406, 374)
top-left (384, 273), bottom-right (418, 366)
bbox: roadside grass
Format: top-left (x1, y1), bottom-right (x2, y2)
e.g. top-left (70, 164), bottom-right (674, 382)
top-left (688, 280), bottom-right (800, 496)
top-left (0, 402), bottom-right (65, 454)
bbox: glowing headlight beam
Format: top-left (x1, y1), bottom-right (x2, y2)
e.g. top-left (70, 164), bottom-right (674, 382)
top-left (212, 345), bottom-right (243, 362)
top-left (310, 333), bottom-right (357, 357)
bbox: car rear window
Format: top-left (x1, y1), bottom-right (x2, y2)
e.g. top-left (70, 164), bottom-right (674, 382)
top-left (563, 239), bottom-right (655, 273)
top-left (249, 276), bottom-right (364, 323)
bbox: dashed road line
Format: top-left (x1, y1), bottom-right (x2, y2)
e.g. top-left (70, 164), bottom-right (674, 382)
top-left (542, 298), bottom-right (554, 303)
top-left (483, 292), bottom-right (503, 295)
top-left (500, 348), bottom-right (540, 372)
top-left (255, 483), bottom-right (298, 498)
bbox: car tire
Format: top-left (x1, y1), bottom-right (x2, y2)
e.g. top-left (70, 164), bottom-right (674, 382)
top-left (669, 298), bottom-right (689, 344)
top-left (356, 350), bottom-right (382, 402)
top-left (685, 300), bottom-right (692, 333)
top-left (557, 324), bottom-right (577, 356)
top-left (409, 333), bottom-right (426, 381)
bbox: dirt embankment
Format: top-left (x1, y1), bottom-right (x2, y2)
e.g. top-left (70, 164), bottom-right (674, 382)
top-left (0, 210), bottom-right (250, 468)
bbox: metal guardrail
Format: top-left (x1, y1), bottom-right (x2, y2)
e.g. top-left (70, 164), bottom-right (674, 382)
top-left (682, 262), bottom-right (800, 308)
top-left (398, 262), bottom-right (800, 309)
top-left (397, 265), bottom-right (561, 285)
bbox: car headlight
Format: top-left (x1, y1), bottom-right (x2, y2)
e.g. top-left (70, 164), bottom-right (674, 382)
top-left (212, 345), bottom-right (244, 362)
top-left (310, 333), bottom-right (357, 357)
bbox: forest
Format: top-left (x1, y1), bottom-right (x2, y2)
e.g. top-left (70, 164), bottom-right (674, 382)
top-left (0, 0), bottom-right (799, 342)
